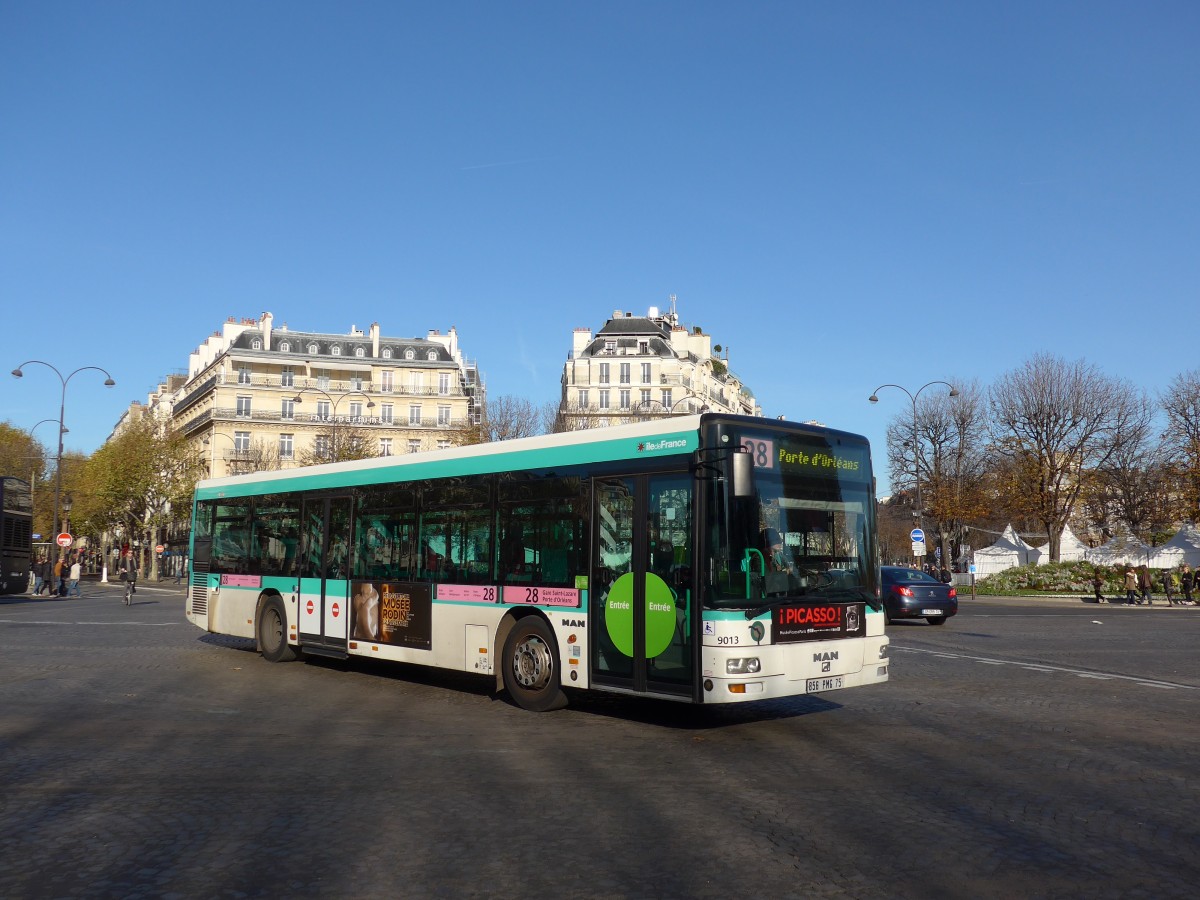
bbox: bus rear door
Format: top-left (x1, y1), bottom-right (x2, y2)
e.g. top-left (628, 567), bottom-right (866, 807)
top-left (297, 495), bottom-right (353, 653)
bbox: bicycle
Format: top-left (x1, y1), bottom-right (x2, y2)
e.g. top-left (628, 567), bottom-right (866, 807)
top-left (124, 578), bottom-right (135, 606)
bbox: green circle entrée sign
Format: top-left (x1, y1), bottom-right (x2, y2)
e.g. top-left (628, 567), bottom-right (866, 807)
top-left (604, 572), bottom-right (677, 658)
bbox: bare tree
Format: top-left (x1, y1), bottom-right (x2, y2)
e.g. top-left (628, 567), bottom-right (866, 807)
top-left (226, 438), bottom-right (283, 476)
top-left (298, 424), bottom-right (375, 467)
top-left (989, 353), bottom-right (1146, 560)
top-left (1161, 369), bottom-right (1200, 521)
top-left (478, 395), bottom-right (543, 443)
top-left (883, 380), bottom-right (989, 569)
top-left (550, 400), bottom-right (607, 434)
top-left (1077, 391), bottom-right (1163, 542)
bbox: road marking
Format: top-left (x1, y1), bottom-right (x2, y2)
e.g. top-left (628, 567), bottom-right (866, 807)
top-left (0, 620), bottom-right (179, 626)
top-left (894, 645), bottom-right (1198, 690)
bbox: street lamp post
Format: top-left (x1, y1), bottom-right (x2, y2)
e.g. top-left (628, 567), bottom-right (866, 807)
top-left (201, 431), bottom-right (240, 477)
top-left (28, 418), bottom-right (66, 534)
top-left (632, 394), bottom-right (709, 419)
top-left (292, 387), bottom-right (376, 461)
top-left (869, 381), bottom-right (958, 562)
top-left (12, 362), bottom-right (116, 556)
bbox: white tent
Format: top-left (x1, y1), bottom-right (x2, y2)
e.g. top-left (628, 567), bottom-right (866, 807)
top-left (1084, 530), bottom-right (1152, 567)
top-left (974, 525), bottom-right (1042, 576)
top-left (1149, 524), bottom-right (1200, 569)
top-left (1036, 527), bottom-right (1090, 563)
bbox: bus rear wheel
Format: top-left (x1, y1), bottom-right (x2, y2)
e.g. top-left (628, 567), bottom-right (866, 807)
top-left (502, 616), bottom-right (567, 712)
top-left (258, 597), bottom-right (298, 662)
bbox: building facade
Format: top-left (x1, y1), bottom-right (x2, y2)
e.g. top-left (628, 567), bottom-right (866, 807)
top-left (161, 313), bottom-right (483, 477)
top-left (559, 299), bottom-right (761, 429)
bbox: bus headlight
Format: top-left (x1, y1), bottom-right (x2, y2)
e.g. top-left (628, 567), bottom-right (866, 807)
top-left (726, 657), bottom-right (761, 675)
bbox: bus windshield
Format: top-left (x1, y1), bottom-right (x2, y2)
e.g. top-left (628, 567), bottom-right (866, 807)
top-left (704, 430), bottom-right (878, 610)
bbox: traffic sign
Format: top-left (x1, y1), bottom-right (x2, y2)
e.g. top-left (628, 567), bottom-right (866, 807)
top-left (155, 544), bottom-right (165, 554)
top-left (56, 532), bottom-right (73, 548)
top-left (910, 528), bottom-right (925, 543)
top-left (911, 541), bottom-right (927, 556)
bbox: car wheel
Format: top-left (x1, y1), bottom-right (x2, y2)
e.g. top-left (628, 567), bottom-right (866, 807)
top-left (926, 615), bottom-right (947, 626)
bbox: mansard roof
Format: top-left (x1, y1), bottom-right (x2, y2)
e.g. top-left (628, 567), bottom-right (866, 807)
top-left (228, 330), bottom-right (451, 362)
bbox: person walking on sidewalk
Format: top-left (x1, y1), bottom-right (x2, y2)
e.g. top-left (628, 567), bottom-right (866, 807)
top-left (68, 556), bottom-right (82, 597)
top-left (1162, 568), bottom-right (1181, 605)
top-left (1138, 565), bottom-right (1153, 605)
top-left (32, 556), bottom-right (46, 596)
top-left (1123, 567), bottom-right (1139, 605)
top-left (1092, 568), bottom-right (1106, 603)
top-left (1182, 565), bottom-right (1195, 605)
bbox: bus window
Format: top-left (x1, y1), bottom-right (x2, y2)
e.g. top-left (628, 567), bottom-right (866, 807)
top-left (212, 500), bottom-right (251, 573)
top-left (251, 495), bottom-right (302, 576)
top-left (420, 480), bottom-right (491, 584)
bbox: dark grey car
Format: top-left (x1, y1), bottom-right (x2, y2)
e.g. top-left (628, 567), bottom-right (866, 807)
top-left (881, 566), bottom-right (958, 625)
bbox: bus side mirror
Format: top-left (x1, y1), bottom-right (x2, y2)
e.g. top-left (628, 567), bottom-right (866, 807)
top-left (731, 449), bottom-right (755, 499)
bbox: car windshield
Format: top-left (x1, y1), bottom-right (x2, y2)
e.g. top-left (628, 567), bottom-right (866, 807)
top-left (887, 569), bottom-right (940, 585)
top-left (704, 429), bottom-right (878, 610)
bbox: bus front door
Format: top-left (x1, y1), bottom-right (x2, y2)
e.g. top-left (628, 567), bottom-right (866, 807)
top-left (591, 473), bottom-right (694, 699)
top-left (297, 496), bottom-right (353, 653)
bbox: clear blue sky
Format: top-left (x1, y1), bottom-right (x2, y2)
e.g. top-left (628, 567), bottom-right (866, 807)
top-left (2, 1), bottom-right (1196, 494)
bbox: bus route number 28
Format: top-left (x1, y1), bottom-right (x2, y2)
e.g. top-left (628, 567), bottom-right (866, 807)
top-left (741, 438), bottom-right (775, 469)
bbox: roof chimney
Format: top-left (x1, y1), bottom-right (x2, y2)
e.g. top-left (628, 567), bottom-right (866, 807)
top-left (370, 322), bottom-right (380, 358)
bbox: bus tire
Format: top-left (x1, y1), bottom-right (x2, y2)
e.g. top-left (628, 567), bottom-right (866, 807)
top-left (258, 596), bottom-right (297, 662)
top-left (502, 615), bottom-right (567, 712)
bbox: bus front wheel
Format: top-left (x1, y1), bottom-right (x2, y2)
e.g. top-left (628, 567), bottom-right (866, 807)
top-left (258, 597), bottom-right (298, 662)
top-left (502, 616), bottom-right (567, 712)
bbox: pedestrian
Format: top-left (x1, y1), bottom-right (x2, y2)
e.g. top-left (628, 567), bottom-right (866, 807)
top-left (1161, 568), bottom-right (1181, 606)
top-left (32, 556), bottom-right (45, 596)
top-left (1092, 568), bottom-right (1106, 603)
top-left (1138, 565), bottom-right (1153, 606)
top-left (1123, 566), bottom-right (1139, 605)
top-left (38, 556), bottom-right (53, 594)
top-left (68, 556), bottom-right (82, 597)
top-left (1181, 564), bottom-right (1195, 605)
top-left (53, 556), bottom-right (68, 597)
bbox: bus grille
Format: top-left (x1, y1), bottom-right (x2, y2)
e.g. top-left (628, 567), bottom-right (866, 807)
top-left (190, 560), bottom-right (209, 616)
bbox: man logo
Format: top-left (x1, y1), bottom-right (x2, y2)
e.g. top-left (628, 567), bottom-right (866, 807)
top-left (561, 618), bottom-right (585, 628)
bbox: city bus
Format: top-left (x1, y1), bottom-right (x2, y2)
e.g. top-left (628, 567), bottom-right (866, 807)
top-left (185, 414), bottom-right (888, 711)
top-left (0, 477), bottom-right (33, 595)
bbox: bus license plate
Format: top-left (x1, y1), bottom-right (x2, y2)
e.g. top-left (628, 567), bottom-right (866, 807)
top-left (806, 676), bottom-right (843, 693)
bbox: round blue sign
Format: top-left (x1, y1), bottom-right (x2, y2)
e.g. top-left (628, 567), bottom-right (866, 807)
top-left (910, 528), bottom-right (925, 543)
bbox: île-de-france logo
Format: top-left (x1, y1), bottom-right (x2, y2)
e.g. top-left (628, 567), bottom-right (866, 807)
top-left (638, 438), bottom-right (688, 453)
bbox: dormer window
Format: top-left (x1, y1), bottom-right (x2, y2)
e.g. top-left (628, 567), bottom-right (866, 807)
top-left (279, 341), bottom-right (291, 352)
top-left (308, 342), bottom-right (319, 355)
top-left (382, 348), bottom-right (393, 359)
top-left (331, 346), bottom-right (342, 356)
top-left (251, 338), bottom-right (262, 350)
top-left (427, 350), bottom-right (437, 360)
top-left (405, 348), bottom-right (416, 360)
top-left (355, 347), bottom-right (365, 358)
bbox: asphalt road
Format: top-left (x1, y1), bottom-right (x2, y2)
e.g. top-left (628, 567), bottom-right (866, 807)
top-left (1, 584), bottom-right (1198, 899)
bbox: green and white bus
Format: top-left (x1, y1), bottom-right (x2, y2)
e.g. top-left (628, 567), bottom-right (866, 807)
top-left (185, 414), bottom-right (888, 711)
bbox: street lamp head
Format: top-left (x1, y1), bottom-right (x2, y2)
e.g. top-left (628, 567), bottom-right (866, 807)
top-left (292, 394), bottom-right (303, 404)
top-left (367, 399), bottom-right (376, 409)
top-left (11, 368), bottom-right (23, 378)
top-left (868, 394), bottom-right (879, 403)
top-left (104, 377), bottom-right (115, 387)
top-left (949, 387), bottom-right (960, 398)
